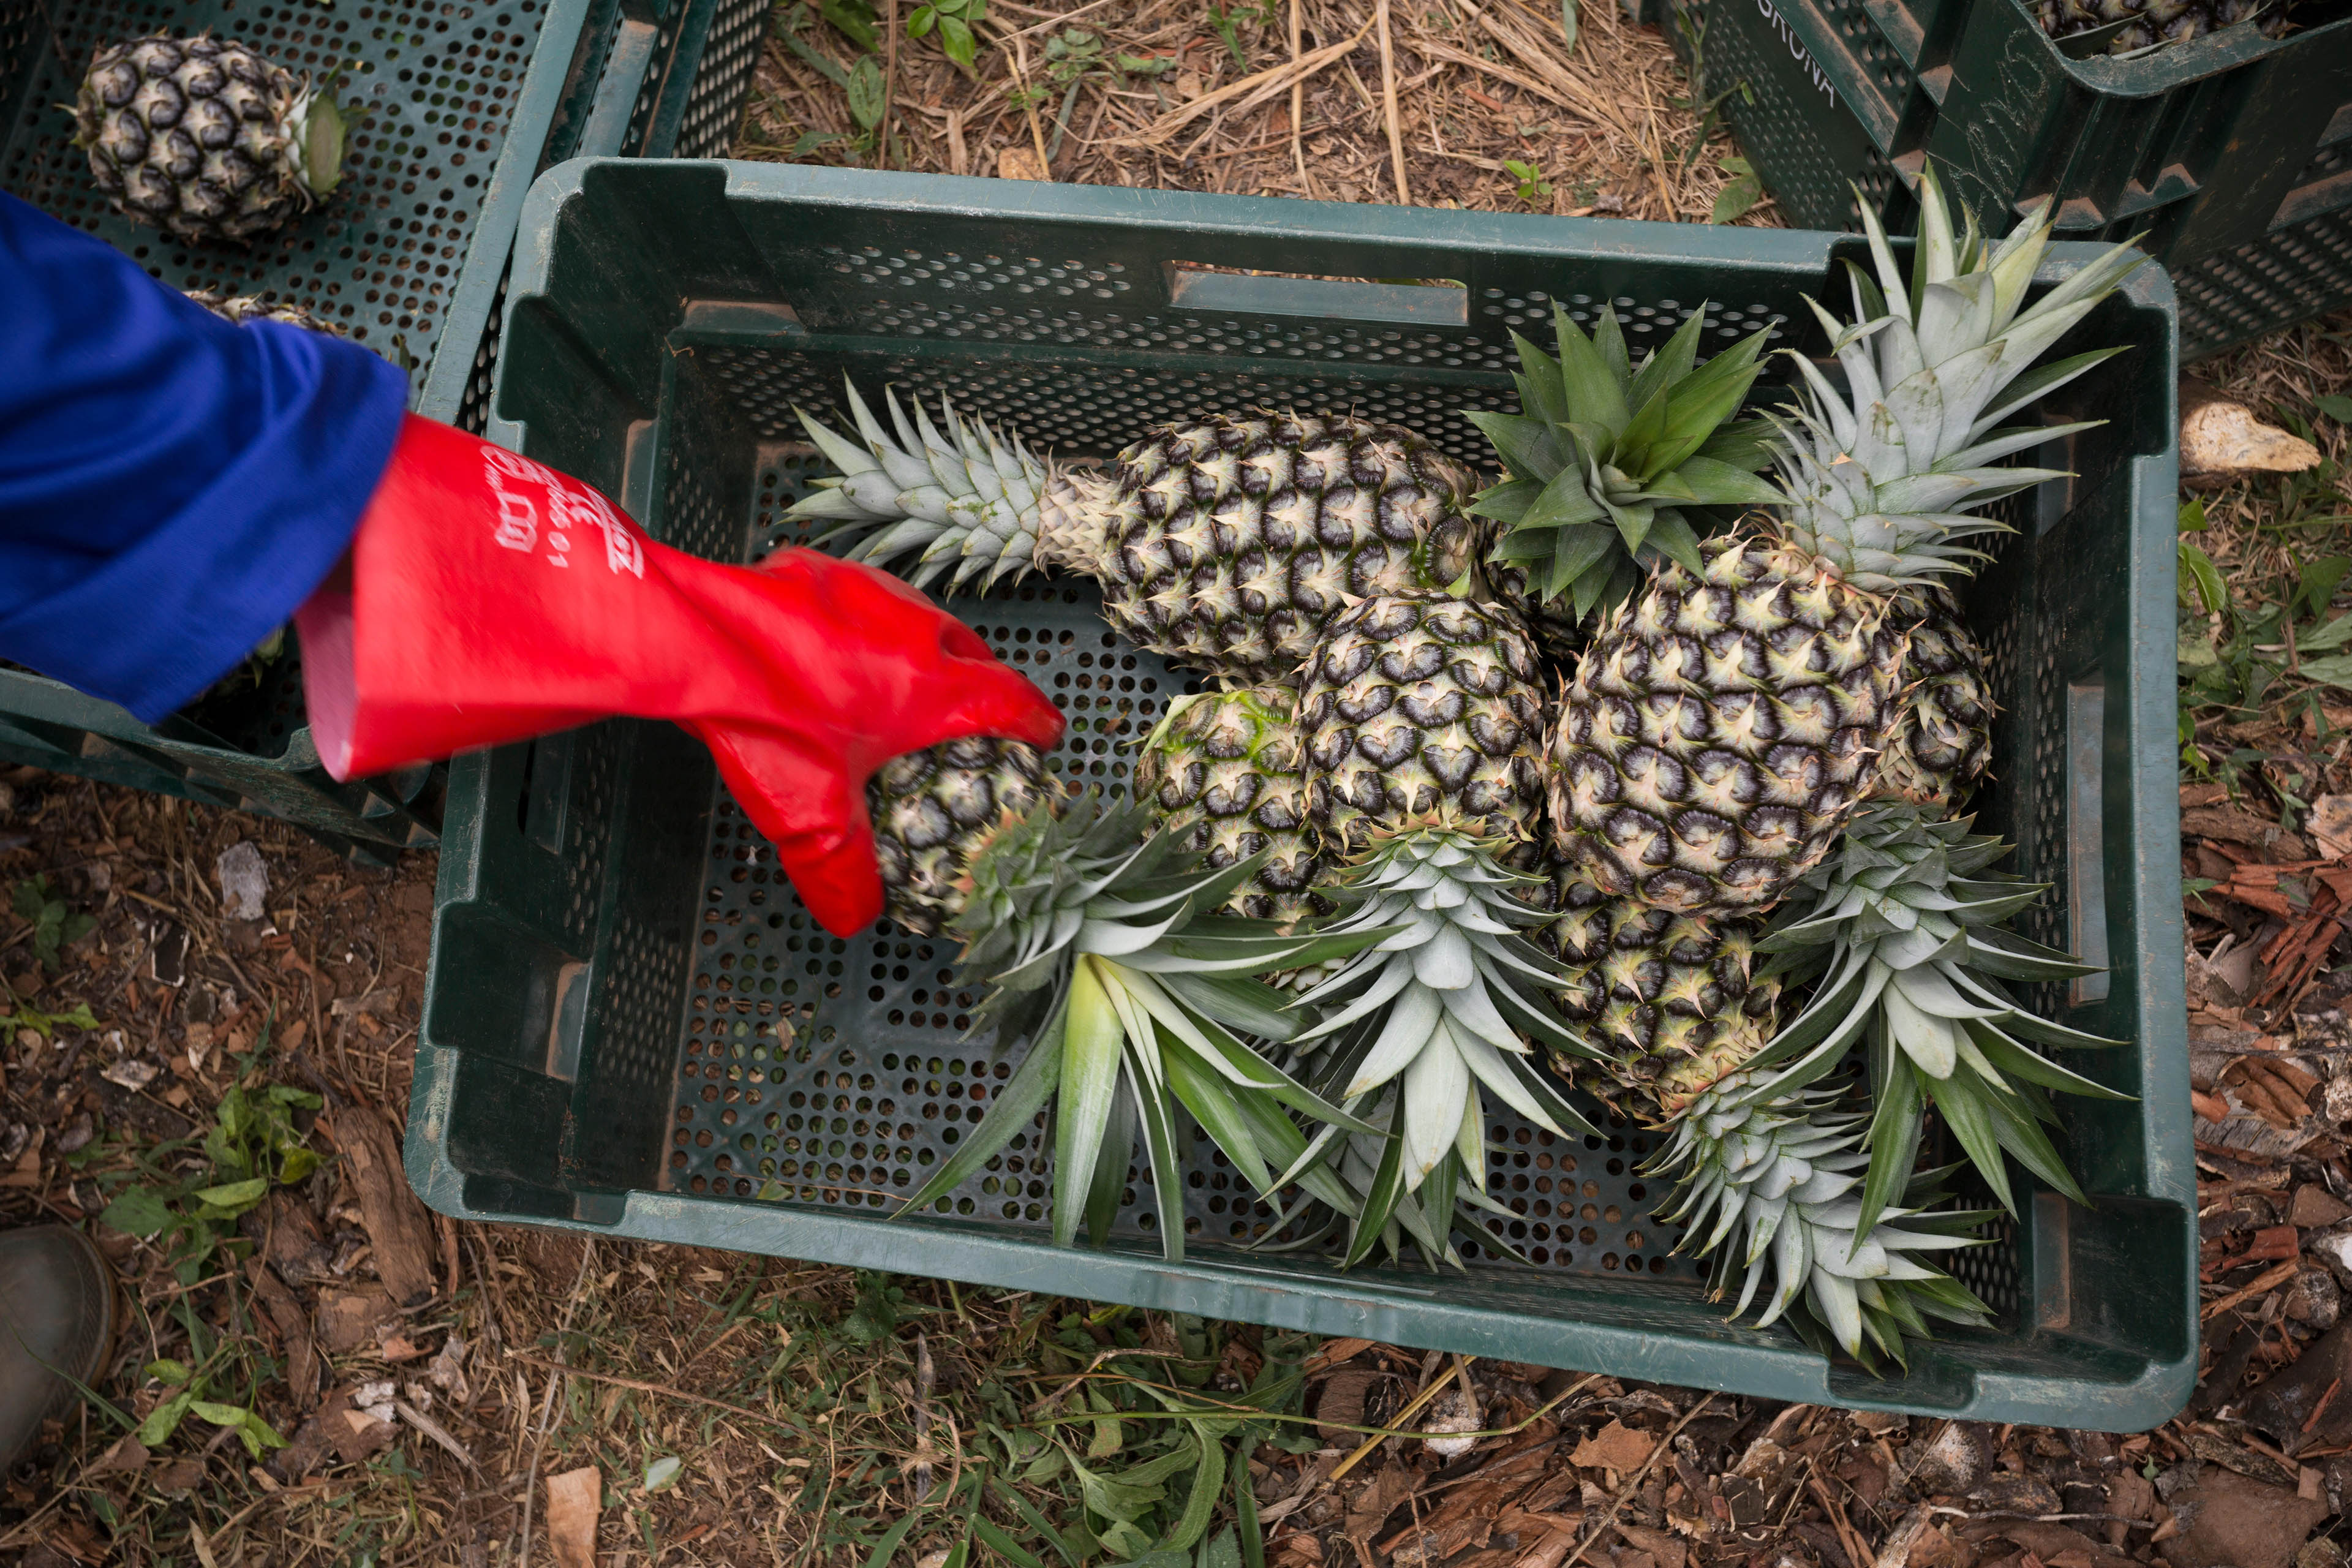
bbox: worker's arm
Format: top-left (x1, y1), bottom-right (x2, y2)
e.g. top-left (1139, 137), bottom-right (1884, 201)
top-left (0, 194), bottom-right (1061, 933)
top-left (0, 190), bottom-right (406, 721)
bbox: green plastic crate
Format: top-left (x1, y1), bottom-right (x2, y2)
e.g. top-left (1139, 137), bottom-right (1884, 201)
top-left (0, 0), bottom-right (767, 853)
top-left (410, 160), bottom-right (2193, 1424)
top-left (1680, 0), bottom-right (2352, 360)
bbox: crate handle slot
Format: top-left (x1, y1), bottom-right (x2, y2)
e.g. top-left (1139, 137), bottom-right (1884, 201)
top-left (2066, 679), bottom-right (2110, 1007)
top-left (545, 960), bottom-right (592, 1080)
top-left (1166, 265), bottom-right (1469, 328)
top-left (578, 17), bottom-right (662, 158)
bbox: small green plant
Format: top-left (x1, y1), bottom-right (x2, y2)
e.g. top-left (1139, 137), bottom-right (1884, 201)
top-left (91, 1023), bottom-right (320, 1466)
top-left (1044, 25), bottom-right (1104, 84)
top-left (1205, 1), bottom-right (1274, 71)
top-left (11, 875), bottom-right (95, 971)
top-left (135, 1357), bottom-right (287, 1460)
top-left (1502, 159), bottom-right (1551, 205)
top-left (775, 4), bottom-right (892, 154)
top-left (2176, 495), bottom-right (2352, 772)
top-left (818, 0), bottom-right (877, 50)
top-left (908, 0), bottom-right (988, 74)
top-left (0, 972), bottom-right (97, 1041)
top-left (1709, 154), bottom-right (1763, 224)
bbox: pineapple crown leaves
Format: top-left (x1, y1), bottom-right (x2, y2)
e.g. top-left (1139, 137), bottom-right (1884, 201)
top-left (1648, 1071), bottom-right (1996, 1368)
top-left (1272, 816), bottom-right (1603, 1213)
top-left (1730, 802), bottom-right (2130, 1235)
top-left (1253, 1083), bottom-right (1542, 1274)
top-left (1464, 302), bottom-right (1783, 625)
top-left (284, 77), bottom-right (353, 198)
top-left (894, 786), bottom-right (1389, 1262)
top-left (789, 377), bottom-right (1075, 594)
top-left (1764, 165), bottom-right (2149, 590)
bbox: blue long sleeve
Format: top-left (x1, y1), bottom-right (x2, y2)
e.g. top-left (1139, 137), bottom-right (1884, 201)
top-left (0, 191), bottom-right (410, 724)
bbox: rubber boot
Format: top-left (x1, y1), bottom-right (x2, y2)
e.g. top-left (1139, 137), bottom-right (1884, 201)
top-left (0, 1226), bottom-right (120, 1472)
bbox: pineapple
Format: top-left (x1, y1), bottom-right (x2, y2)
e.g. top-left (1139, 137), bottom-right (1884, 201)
top-left (1531, 855), bottom-right (2000, 1362)
top-left (1540, 167), bottom-right (2146, 918)
top-left (76, 34), bottom-right (349, 245)
top-left (2034, 0), bottom-right (2280, 54)
top-left (1466, 303), bottom-right (1781, 651)
top-left (871, 744), bottom-right (1376, 1260)
top-left (867, 737), bottom-right (1050, 936)
top-left (187, 288), bottom-right (342, 334)
top-left (1873, 587), bottom-right (1992, 810)
top-left (790, 389), bottom-right (1484, 682)
top-left (1298, 593), bottom-right (1549, 859)
top-left (1132, 687), bottom-right (1325, 922)
top-left (1275, 593), bottom-right (1601, 1260)
top-left (1541, 867), bottom-right (1778, 1101)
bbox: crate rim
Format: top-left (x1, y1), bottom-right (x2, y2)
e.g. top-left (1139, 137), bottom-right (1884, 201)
top-left (439, 160), bottom-right (2195, 1427)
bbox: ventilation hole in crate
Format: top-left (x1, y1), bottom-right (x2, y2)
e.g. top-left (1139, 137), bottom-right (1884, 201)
top-left (1947, 1210), bottom-right (2021, 1323)
top-left (699, 346), bottom-right (1521, 465)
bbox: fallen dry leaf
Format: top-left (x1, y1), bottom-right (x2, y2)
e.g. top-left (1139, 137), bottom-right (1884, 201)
top-left (242, 1256), bottom-right (317, 1412)
top-left (1314, 1366), bottom-right (1378, 1438)
top-left (88, 1436), bottom-right (148, 1476)
top-left (2309, 794), bottom-right (2352, 859)
top-left (328, 1106), bottom-right (438, 1306)
top-left (2163, 1467), bottom-right (2327, 1568)
top-left (1569, 1419), bottom-right (1656, 1476)
top-left (1305, 1336), bottom-right (1378, 1375)
top-left (547, 1464), bottom-right (603, 1568)
top-left (997, 146), bottom-right (1047, 181)
top-left (316, 1285), bottom-right (398, 1354)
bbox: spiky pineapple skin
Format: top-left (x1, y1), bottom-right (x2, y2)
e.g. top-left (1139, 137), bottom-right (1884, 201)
top-left (1097, 416), bottom-right (1483, 684)
top-left (1297, 592), bottom-right (1548, 858)
top-left (1540, 867), bottom-right (1777, 1097)
top-left (1546, 535), bottom-right (1902, 917)
top-left (1132, 687), bottom-right (1325, 921)
top-left (187, 288), bottom-right (341, 333)
top-left (868, 737), bottom-right (1050, 935)
top-left (1874, 588), bottom-right (1992, 812)
top-left (77, 34), bottom-right (317, 244)
top-left (2035, 0), bottom-right (2278, 52)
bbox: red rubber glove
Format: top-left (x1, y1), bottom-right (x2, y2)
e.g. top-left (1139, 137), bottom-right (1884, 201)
top-left (296, 415), bottom-right (1063, 935)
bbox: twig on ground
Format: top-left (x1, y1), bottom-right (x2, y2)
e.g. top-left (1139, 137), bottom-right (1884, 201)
top-left (1289, 0), bottom-right (1311, 195)
top-left (1374, 0), bottom-right (1409, 204)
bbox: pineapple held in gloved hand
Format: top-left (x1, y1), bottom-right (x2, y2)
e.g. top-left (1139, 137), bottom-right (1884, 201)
top-left (297, 415), bottom-right (1065, 936)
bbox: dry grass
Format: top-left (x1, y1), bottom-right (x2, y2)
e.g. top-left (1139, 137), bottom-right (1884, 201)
top-left (734, 0), bottom-right (1777, 227)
